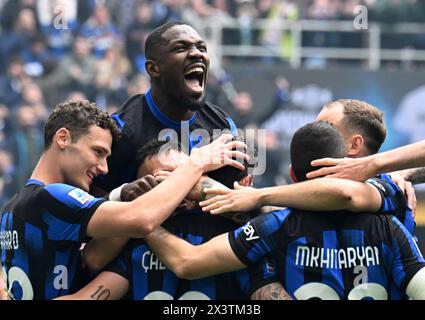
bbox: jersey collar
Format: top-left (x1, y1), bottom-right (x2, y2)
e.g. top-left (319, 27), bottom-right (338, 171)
top-left (145, 89), bottom-right (197, 130)
top-left (26, 179), bottom-right (45, 186)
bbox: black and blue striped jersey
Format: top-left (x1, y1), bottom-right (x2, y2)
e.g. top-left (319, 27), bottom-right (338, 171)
top-left (373, 174), bottom-right (415, 235)
top-left (235, 176), bottom-right (418, 298)
top-left (229, 180), bottom-right (425, 300)
top-left (0, 179), bottom-right (105, 300)
top-left (94, 90), bottom-right (238, 192)
top-left (105, 210), bottom-right (269, 300)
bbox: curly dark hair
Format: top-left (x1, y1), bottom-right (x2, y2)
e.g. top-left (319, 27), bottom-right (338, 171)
top-left (43, 100), bottom-right (121, 150)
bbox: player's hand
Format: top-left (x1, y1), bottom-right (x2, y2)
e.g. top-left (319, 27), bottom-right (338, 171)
top-left (153, 170), bottom-right (172, 183)
top-left (121, 175), bottom-right (159, 202)
top-left (390, 172), bottom-right (417, 216)
top-left (199, 182), bottom-right (261, 214)
top-left (154, 169), bottom-right (201, 207)
top-left (189, 134), bottom-right (249, 173)
top-left (306, 156), bottom-right (376, 181)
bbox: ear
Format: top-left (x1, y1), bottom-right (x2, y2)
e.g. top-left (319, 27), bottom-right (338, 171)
top-left (145, 59), bottom-right (159, 78)
top-left (346, 134), bottom-right (364, 157)
top-left (239, 175), bottom-right (253, 187)
top-left (289, 165), bottom-right (297, 183)
top-left (55, 127), bottom-right (71, 150)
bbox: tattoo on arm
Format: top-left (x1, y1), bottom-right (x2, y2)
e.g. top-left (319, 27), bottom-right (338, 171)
top-left (200, 177), bottom-right (217, 201)
top-left (251, 282), bottom-right (292, 300)
top-left (406, 167), bottom-right (425, 185)
top-left (90, 285), bottom-right (111, 300)
top-left (261, 206), bottom-right (283, 215)
top-left (153, 226), bottom-right (170, 238)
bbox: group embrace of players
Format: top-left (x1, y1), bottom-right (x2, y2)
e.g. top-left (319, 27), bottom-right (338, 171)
top-left (1, 21), bottom-right (425, 301)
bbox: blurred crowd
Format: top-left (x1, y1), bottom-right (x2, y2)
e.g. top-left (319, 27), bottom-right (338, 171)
top-left (0, 0), bottom-right (424, 207)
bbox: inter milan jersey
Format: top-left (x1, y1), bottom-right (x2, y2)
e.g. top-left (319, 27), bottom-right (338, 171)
top-left (93, 90), bottom-right (238, 191)
top-left (374, 174), bottom-right (415, 235)
top-left (229, 179), bottom-right (425, 300)
top-left (105, 210), bottom-right (269, 300)
top-left (0, 179), bottom-right (105, 300)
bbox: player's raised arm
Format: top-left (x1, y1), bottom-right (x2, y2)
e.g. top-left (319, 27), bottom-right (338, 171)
top-left (145, 227), bottom-right (245, 280)
top-left (201, 177), bottom-right (383, 215)
top-left (86, 134), bottom-right (248, 238)
top-left (307, 139), bottom-right (425, 181)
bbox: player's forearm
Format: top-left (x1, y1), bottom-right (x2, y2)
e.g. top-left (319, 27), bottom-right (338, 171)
top-left (145, 227), bottom-right (197, 277)
top-left (55, 272), bottom-right (129, 300)
top-left (397, 167), bottom-right (425, 185)
top-left (260, 179), bottom-right (361, 211)
top-left (190, 176), bottom-right (228, 201)
top-left (128, 163), bottom-right (204, 233)
top-left (371, 140), bottom-right (425, 174)
top-left (146, 228), bottom-right (244, 280)
top-left (89, 164), bottom-right (204, 238)
top-left (83, 237), bottom-right (129, 274)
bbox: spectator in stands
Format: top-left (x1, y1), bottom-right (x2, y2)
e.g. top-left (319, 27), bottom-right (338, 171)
top-left (229, 91), bottom-right (255, 130)
top-left (21, 82), bottom-right (49, 123)
top-left (125, 1), bottom-right (157, 72)
top-left (37, 0), bottom-right (78, 58)
top-left (79, 4), bottom-right (122, 58)
top-left (56, 36), bottom-right (96, 99)
top-left (20, 34), bottom-right (56, 78)
top-left (94, 44), bottom-right (131, 108)
top-left (0, 149), bottom-right (22, 208)
top-left (9, 105), bottom-right (43, 187)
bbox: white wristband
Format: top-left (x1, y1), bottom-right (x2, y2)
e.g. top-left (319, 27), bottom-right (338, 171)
top-left (108, 183), bottom-right (128, 201)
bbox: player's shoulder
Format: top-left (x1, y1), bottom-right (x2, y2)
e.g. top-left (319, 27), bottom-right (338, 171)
top-left (42, 183), bottom-right (101, 209)
top-left (111, 93), bottom-right (147, 140)
top-left (112, 94), bottom-right (145, 127)
top-left (197, 101), bottom-right (237, 134)
top-left (204, 101), bottom-right (227, 113)
top-left (116, 94), bottom-right (145, 116)
top-left (251, 208), bottom-right (293, 232)
top-left (367, 174), bottom-right (400, 193)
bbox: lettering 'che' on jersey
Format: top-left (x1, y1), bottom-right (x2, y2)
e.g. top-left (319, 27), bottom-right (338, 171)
top-left (106, 210), bottom-right (266, 300)
top-left (0, 179), bottom-right (105, 300)
top-left (94, 90), bottom-right (238, 192)
top-left (230, 178), bottom-right (425, 300)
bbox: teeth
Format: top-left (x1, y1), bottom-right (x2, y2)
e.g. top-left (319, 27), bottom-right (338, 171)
top-left (185, 67), bottom-right (204, 76)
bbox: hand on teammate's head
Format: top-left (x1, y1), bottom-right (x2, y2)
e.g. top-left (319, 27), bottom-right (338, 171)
top-left (189, 134), bottom-right (249, 173)
top-left (120, 175), bottom-right (159, 202)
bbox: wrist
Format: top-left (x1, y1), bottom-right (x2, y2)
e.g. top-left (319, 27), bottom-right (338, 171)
top-left (108, 183), bottom-right (128, 201)
top-left (187, 154), bottom-right (207, 173)
top-left (257, 188), bottom-right (268, 207)
top-left (370, 154), bottom-right (384, 176)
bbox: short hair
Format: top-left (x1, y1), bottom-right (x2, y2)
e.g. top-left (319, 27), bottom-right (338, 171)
top-left (44, 100), bottom-right (120, 150)
top-left (145, 21), bottom-right (191, 60)
top-left (135, 139), bottom-right (181, 170)
top-left (290, 121), bottom-right (346, 182)
top-left (324, 99), bottom-right (386, 155)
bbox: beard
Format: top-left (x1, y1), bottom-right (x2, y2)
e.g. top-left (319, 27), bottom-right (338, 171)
top-left (187, 97), bottom-right (205, 111)
top-left (170, 89), bottom-right (205, 112)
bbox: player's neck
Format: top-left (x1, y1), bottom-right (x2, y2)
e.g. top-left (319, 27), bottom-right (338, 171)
top-left (30, 152), bottom-right (62, 186)
top-left (150, 88), bottom-right (194, 121)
